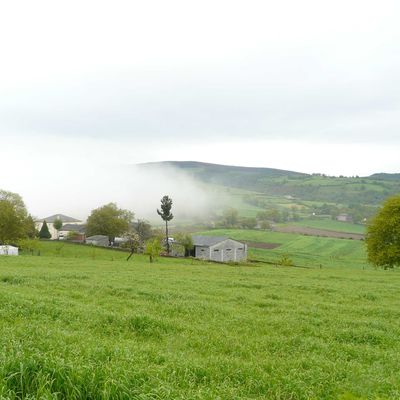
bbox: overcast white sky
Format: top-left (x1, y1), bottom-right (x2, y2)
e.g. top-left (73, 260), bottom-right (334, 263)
top-left (0, 0), bottom-right (399, 217)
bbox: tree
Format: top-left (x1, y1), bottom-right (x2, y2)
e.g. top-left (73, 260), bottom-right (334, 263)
top-left (366, 195), bottom-right (400, 269)
top-left (145, 238), bottom-right (162, 263)
top-left (222, 208), bottom-right (239, 227)
top-left (133, 219), bottom-right (153, 242)
top-left (39, 220), bottom-right (52, 239)
top-left (125, 231), bottom-right (140, 261)
top-left (157, 195), bottom-right (174, 254)
top-left (53, 218), bottom-right (63, 239)
top-left (86, 203), bottom-right (134, 246)
top-left (0, 190), bottom-right (34, 244)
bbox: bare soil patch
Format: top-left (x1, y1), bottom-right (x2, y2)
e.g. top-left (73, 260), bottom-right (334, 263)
top-left (243, 241), bottom-right (281, 249)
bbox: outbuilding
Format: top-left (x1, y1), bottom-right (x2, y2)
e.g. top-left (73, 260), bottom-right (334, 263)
top-left (0, 245), bottom-right (19, 256)
top-left (191, 236), bottom-right (247, 262)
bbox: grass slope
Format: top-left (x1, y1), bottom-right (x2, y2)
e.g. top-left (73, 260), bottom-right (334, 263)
top-left (198, 229), bottom-right (367, 269)
top-left (0, 242), bottom-right (399, 399)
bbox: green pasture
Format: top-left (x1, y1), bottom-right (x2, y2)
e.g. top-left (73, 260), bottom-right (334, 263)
top-left (0, 242), bottom-right (400, 399)
top-left (283, 219), bottom-right (366, 234)
top-left (198, 229), bottom-right (367, 269)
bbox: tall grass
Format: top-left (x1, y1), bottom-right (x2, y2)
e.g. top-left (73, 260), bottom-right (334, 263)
top-left (0, 242), bottom-right (399, 398)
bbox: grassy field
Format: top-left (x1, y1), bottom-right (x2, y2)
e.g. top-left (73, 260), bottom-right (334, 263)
top-left (1, 242), bottom-right (400, 399)
top-left (282, 219), bottom-right (366, 234)
top-left (197, 229), bottom-right (367, 269)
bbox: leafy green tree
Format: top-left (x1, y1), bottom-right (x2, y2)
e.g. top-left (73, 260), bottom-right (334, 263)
top-left (145, 238), bottom-right (162, 263)
top-left (0, 190), bottom-right (34, 244)
top-left (39, 220), bottom-right (52, 239)
top-left (366, 195), bottom-right (400, 269)
top-left (53, 218), bottom-right (63, 239)
top-left (157, 195), bottom-right (174, 254)
top-left (86, 203), bottom-right (134, 246)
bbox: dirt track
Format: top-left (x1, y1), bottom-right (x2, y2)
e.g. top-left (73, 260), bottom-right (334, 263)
top-left (274, 225), bottom-right (365, 240)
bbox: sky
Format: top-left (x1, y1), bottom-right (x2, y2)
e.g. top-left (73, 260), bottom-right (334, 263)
top-left (0, 0), bottom-right (399, 218)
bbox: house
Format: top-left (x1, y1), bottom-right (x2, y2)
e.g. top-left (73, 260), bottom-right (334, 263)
top-left (336, 214), bottom-right (353, 223)
top-left (191, 235), bottom-right (247, 262)
top-left (58, 223), bottom-right (86, 241)
top-left (0, 245), bottom-right (19, 256)
top-left (35, 214), bottom-right (83, 239)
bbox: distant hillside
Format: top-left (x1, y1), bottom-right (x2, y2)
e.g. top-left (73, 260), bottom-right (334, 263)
top-left (141, 161), bottom-right (307, 188)
top-left (368, 173), bottom-right (400, 181)
top-left (140, 161), bottom-right (400, 206)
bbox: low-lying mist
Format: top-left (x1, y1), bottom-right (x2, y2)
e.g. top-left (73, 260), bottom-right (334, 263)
top-left (9, 163), bottom-right (218, 223)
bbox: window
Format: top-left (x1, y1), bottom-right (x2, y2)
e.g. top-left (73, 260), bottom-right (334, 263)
top-left (214, 249), bottom-right (219, 252)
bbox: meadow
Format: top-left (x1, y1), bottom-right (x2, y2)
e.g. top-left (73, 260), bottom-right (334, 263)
top-left (198, 229), bottom-right (367, 269)
top-left (1, 242), bottom-right (400, 399)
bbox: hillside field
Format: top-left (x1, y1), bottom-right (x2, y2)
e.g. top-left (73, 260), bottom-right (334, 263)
top-left (1, 242), bottom-right (400, 399)
top-left (197, 229), bottom-right (367, 269)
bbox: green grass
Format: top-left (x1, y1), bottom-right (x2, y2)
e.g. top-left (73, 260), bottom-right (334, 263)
top-left (197, 229), bottom-right (367, 269)
top-left (283, 219), bottom-right (366, 234)
top-left (1, 242), bottom-right (399, 399)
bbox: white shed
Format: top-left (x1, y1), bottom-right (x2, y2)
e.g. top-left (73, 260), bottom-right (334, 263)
top-left (0, 245), bottom-right (19, 256)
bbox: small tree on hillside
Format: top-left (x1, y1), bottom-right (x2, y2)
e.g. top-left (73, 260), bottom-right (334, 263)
top-left (157, 195), bottom-right (174, 254)
top-left (145, 238), bottom-right (162, 263)
top-left (39, 220), bottom-right (52, 239)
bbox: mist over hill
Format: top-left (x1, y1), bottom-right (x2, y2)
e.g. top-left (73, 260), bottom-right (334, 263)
top-left (139, 161), bottom-right (400, 206)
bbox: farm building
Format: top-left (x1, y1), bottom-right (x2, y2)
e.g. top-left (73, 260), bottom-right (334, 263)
top-left (35, 214), bottom-right (83, 240)
top-left (336, 214), bottom-right (353, 222)
top-left (0, 245), bottom-right (19, 256)
top-left (191, 236), bottom-right (247, 262)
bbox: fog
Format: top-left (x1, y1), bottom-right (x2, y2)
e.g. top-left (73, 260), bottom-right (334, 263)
top-left (0, 135), bottom-right (217, 222)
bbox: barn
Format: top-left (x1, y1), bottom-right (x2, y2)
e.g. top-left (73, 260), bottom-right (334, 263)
top-left (191, 236), bottom-right (247, 262)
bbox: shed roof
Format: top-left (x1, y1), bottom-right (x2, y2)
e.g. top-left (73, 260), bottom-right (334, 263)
top-left (192, 235), bottom-right (229, 247)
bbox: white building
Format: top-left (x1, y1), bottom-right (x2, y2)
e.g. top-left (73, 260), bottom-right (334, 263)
top-left (35, 214), bottom-right (83, 239)
top-left (0, 245), bottom-right (19, 256)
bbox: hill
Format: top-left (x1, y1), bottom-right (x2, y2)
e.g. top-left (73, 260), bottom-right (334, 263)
top-left (140, 161), bottom-right (400, 207)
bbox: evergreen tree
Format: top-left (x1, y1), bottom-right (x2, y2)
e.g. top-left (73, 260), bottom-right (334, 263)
top-left (157, 195), bottom-right (174, 254)
top-left (39, 220), bottom-right (52, 239)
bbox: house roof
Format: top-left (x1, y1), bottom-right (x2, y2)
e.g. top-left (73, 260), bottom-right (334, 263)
top-left (192, 235), bottom-right (229, 247)
top-left (60, 224), bottom-right (86, 233)
top-left (36, 214), bottom-right (82, 223)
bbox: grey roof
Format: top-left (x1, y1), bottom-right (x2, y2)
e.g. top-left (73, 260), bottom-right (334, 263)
top-left (61, 224), bottom-right (86, 233)
top-left (36, 214), bottom-right (82, 223)
top-left (192, 235), bottom-right (229, 247)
